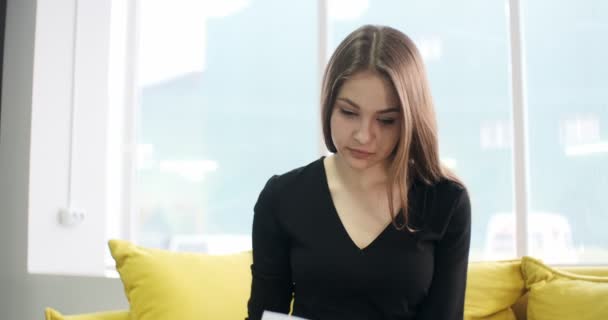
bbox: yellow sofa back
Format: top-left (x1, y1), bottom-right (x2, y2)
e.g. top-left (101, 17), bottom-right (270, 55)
top-left (45, 241), bottom-right (608, 320)
top-left (511, 265), bottom-right (608, 320)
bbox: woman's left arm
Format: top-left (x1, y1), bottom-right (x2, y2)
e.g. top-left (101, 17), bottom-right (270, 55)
top-left (418, 187), bottom-right (472, 320)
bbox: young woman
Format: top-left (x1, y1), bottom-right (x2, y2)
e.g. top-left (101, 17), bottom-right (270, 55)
top-left (247, 24), bottom-right (471, 320)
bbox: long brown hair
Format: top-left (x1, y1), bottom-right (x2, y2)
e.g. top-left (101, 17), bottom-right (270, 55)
top-left (321, 25), bottom-right (462, 231)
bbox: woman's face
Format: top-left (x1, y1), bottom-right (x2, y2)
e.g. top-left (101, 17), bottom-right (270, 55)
top-left (330, 70), bottom-right (402, 171)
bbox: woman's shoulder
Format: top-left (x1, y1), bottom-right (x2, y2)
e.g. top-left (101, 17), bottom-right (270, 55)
top-left (261, 157), bottom-right (325, 195)
top-left (414, 176), bottom-right (470, 233)
top-left (432, 177), bottom-right (468, 200)
top-left (413, 174), bottom-right (467, 201)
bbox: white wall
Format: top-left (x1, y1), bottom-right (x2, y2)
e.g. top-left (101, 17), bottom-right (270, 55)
top-left (0, 0), bottom-right (128, 318)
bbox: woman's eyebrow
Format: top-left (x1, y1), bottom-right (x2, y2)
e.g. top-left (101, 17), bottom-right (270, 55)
top-left (336, 97), bottom-right (400, 114)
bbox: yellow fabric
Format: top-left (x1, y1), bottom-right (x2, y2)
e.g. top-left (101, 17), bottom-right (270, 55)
top-left (109, 239), bottom-right (252, 320)
top-left (521, 256), bottom-right (608, 320)
top-left (559, 266), bottom-right (608, 277)
top-left (45, 308), bottom-right (130, 320)
top-left (464, 260), bottom-right (524, 320)
top-left (468, 308), bottom-right (517, 320)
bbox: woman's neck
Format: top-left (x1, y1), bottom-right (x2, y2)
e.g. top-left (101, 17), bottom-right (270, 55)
top-left (330, 153), bottom-right (390, 191)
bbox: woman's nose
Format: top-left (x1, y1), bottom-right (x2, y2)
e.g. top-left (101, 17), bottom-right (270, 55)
top-left (353, 119), bottom-right (373, 144)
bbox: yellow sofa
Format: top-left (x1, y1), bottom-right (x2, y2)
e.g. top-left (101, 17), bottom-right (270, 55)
top-left (45, 240), bottom-right (608, 320)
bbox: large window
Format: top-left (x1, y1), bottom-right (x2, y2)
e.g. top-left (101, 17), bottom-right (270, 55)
top-left (103, 0), bottom-right (608, 264)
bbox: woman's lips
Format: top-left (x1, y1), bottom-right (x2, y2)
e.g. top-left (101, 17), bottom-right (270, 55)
top-left (348, 148), bottom-right (374, 159)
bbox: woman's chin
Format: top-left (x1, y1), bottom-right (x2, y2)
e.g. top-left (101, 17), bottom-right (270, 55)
top-left (343, 154), bottom-right (377, 170)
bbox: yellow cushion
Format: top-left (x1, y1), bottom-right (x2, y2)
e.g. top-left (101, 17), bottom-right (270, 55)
top-left (521, 256), bottom-right (608, 320)
top-left (109, 239), bottom-right (252, 320)
top-left (45, 308), bottom-right (130, 320)
top-left (560, 266), bottom-right (608, 277)
top-left (464, 260), bottom-right (524, 320)
top-left (467, 308), bottom-right (517, 320)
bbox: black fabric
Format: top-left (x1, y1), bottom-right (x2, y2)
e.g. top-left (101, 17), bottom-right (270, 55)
top-left (247, 157), bottom-right (471, 320)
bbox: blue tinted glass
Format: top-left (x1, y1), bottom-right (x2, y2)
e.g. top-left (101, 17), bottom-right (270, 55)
top-left (135, 1), bottom-right (319, 250)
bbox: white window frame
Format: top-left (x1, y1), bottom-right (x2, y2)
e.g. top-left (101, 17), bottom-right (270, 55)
top-left (507, 0), bottom-right (529, 258)
top-left (28, 0), bottom-right (113, 276)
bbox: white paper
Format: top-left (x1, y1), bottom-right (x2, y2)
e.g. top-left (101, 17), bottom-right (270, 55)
top-left (261, 311), bottom-right (309, 320)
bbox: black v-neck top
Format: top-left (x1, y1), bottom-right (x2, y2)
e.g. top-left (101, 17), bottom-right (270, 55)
top-left (247, 157), bottom-right (471, 320)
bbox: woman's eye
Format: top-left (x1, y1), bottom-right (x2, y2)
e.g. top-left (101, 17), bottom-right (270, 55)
top-left (340, 109), bottom-right (357, 117)
top-left (378, 118), bottom-right (396, 125)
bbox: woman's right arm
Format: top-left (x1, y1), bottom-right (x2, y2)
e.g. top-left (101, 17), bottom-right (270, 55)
top-left (246, 175), bottom-right (294, 320)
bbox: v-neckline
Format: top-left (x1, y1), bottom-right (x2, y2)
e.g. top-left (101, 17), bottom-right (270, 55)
top-left (319, 156), bottom-right (395, 252)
